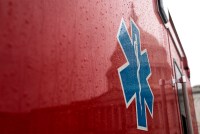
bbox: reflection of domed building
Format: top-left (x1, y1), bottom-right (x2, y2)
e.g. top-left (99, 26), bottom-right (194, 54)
top-left (193, 85), bottom-right (200, 134)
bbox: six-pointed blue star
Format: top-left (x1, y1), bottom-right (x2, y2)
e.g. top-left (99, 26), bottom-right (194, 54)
top-left (117, 18), bottom-right (154, 131)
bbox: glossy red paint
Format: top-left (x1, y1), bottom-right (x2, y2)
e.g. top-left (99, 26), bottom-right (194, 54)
top-left (0, 0), bottom-right (198, 133)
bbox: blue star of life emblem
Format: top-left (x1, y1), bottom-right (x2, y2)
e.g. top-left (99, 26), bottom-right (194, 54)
top-left (117, 18), bottom-right (154, 131)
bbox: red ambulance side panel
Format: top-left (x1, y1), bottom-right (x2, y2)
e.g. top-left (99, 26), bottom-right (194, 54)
top-left (0, 0), bottom-right (198, 133)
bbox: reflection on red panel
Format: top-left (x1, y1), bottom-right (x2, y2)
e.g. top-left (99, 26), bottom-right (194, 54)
top-left (0, 0), bottom-right (198, 133)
